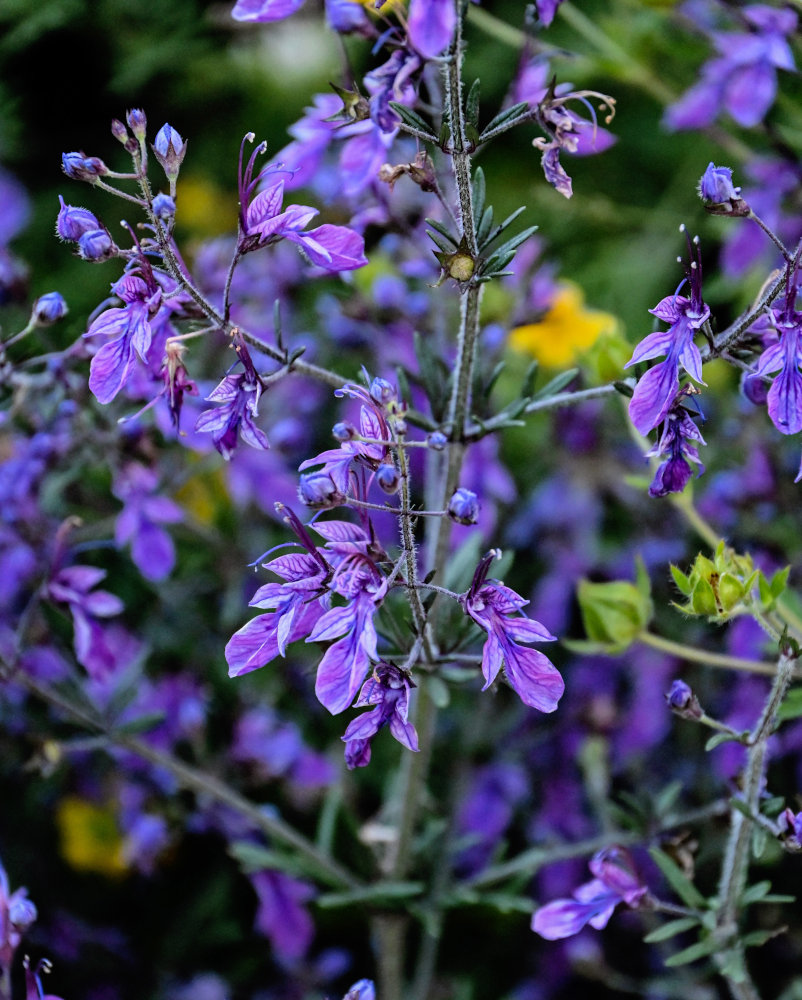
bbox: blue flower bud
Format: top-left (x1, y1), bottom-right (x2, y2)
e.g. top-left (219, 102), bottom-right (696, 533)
top-left (126, 108), bottom-right (147, 140)
top-left (665, 679), bottom-right (702, 719)
top-left (698, 162), bottom-right (749, 216)
top-left (332, 421), bottom-right (356, 441)
top-left (31, 292), bottom-right (68, 327)
top-left (61, 152), bottom-right (107, 182)
top-left (77, 229), bottom-right (116, 262)
top-left (152, 193), bottom-right (176, 221)
top-left (153, 124), bottom-right (187, 180)
top-left (56, 196), bottom-right (100, 241)
top-left (741, 372), bottom-right (769, 406)
top-left (8, 895), bottom-right (37, 932)
top-left (427, 431), bottom-right (448, 450)
top-left (369, 376), bottom-right (396, 405)
top-left (298, 471), bottom-right (345, 508)
top-left (343, 981), bottom-right (376, 1000)
top-left (448, 487), bottom-right (480, 525)
top-left (376, 462), bottom-right (400, 494)
top-left (111, 119), bottom-right (128, 144)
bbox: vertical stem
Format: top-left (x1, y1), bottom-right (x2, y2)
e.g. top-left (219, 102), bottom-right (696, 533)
top-left (715, 650), bottom-right (796, 997)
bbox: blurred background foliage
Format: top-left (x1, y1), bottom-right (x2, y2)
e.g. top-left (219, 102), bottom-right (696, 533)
top-left (3, 1), bottom-right (802, 999)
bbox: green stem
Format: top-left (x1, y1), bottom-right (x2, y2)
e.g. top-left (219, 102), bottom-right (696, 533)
top-left (715, 651), bottom-right (796, 996)
top-left (638, 631), bottom-right (784, 677)
top-left (13, 670), bottom-right (361, 892)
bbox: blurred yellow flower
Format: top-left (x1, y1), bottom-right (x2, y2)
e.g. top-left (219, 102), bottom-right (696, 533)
top-left (508, 283), bottom-right (618, 368)
top-left (56, 796), bottom-right (128, 878)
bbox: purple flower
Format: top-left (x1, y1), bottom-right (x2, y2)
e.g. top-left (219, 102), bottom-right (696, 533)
top-left (31, 292), bottom-right (68, 326)
top-left (665, 5), bottom-right (796, 131)
top-left (407, 0), bottom-right (456, 59)
top-left (112, 463), bottom-right (183, 581)
top-left (195, 336), bottom-right (269, 459)
top-left (698, 162), bottom-right (749, 215)
top-left (250, 869), bottom-right (315, 960)
top-left (780, 808), bottom-right (802, 850)
top-left (646, 392), bottom-right (706, 497)
top-left (455, 763), bottom-right (528, 876)
top-left (237, 134), bottom-right (367, 271)
top-left (753, 285), bottom-right (802, 441)
top-left (24, 958), bottom-right (63, 1000)
top-left (152, 124), bottom-right (187, 180)
top-left (231, 0), bottom-right (305, 21)
top-left (55, 195), bottom-right (99, 241)
top-left (0, 859), bottom-right (37, 971)
top-left (625, 230), bottom-right (709, 435)
top-left (448, 487), bottom-right (480, 525)
top-left (532, 846), bottom-right (647, 940)
top-left (342, 661), bottom-right (419, 768)
top-left (46, 563), bottom-right (126, 678)
top-left (460, 550), bottom-right (564, 712)
top-left (226, 506), bottom-right (330, 678)
top-left (343, 982), bottom-right (375, 1000)
top-left (534, 0), bottom-right (564, 26)
top-left (305, 519), bottom-right (385, 713)
top-left (83, 269), bottom-right (161, 403)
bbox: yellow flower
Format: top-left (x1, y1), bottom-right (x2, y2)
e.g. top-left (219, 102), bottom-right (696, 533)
top-left (508, 283), bottom-right (618, 368)
top-left (56, 796), bottom-right (128, 878)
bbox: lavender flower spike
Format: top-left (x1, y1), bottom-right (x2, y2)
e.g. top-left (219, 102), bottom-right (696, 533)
top-left (625, 228), bottom-right (709, 435)
top-left (460, 550), bottom-right (563, 712)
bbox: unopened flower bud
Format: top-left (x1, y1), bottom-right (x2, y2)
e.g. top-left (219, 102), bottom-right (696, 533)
top-left (77, 228), bottom-right (116, 262)
top-left (56, 196), bottom-right (100, 241)
top-left (9, 894), bottom-right (37, 932)
top-left (111, 119), bottom-right (129, 144)
top-left (332, 421), bottom-right (356, 441)
top-left (780, 807), bottom-right (802, 850)
top-left (152, 124), bottom-right (187, 181)
top-left (698, 162), bottom-right (750, 216)
top-left (427, 431), bottom-right (448, 450)
top-left (61, 152), bottom-right (108, 182)
top-left (741, 372), bottom-right (769, 406)
top-left (376, 462), bottom-right (400, 494)
top-left (448, 487), bottom-right (480, 525)
top-left (298, 471), bottom-right (345, 509)
top-left (665, 679), bottom-right (703, 719)
top-left (152, 193), bottom-right (176, 221)
top-left (369, 377), bottom-right (397, 405)
top-left (31, 292), bottom-right (68, 327)
top-left (126, 108), bottom-right (147, 140)
top-left (343, 980), bottom-right (376, 1000)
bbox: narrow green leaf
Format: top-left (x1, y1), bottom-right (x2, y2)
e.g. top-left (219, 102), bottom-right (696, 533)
top-left (648, 847), bottom-right (707, 909)
top-left (643, 917), bottom-right (699, 943)
top-left (425, 217), bottom-right (459, 246)
top-left (752, 826), bottom-right (767, 859)
top-left (742, 927), bottom-right (788, 948)
top-left (471, 166), bottom-right (486, 221)
top-left (388, 102), bottom-right (437, 139)
top-left (664, 934), bottom-right (722, 967)
top-left (531, 368), bottom-right (580, 401)
top-left (476, 205), bottom-right (494, 247)
top-left (740, 881), bottom-right (772, 905)
top-left (478, 101), bottom-right (530, 141)
top-left (654, 780), bottom-right (683, 818)
top-left (427, 229), bottom-right (457, 254)
top-left (318, 881), bottom-right (424, 909)
top-left (487, 224), bottom-right (538, 261)
top-left (465, 79), bottom-right (481, 129)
